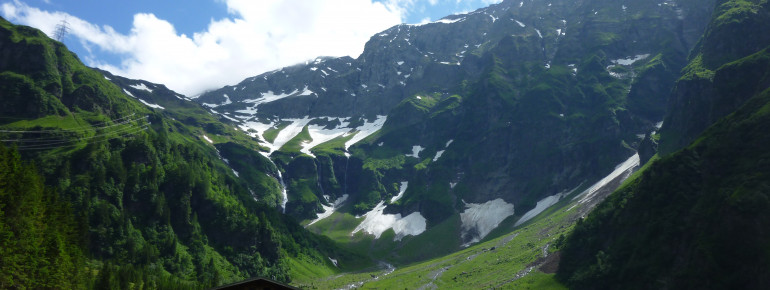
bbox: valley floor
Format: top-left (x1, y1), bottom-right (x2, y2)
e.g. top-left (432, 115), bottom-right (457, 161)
top-left (292, 159), bottom-right (638, 289)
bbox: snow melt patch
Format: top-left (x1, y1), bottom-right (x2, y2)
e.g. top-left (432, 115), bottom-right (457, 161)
top-left (352, 201), bottom-right (426, 241)
top-left (239, 121), bottom-right (275, 142)
top-left (612, 54), bottom-right (651, 66)
top-left (433, 150), bottom-right (445, 161)
top-left (461, 199), bottom-right (515, 245)
top-left (433, 17), bottom-right (465, 24)
top-left (406, 145), bottom-right (424, 158)
top-left (514, 187), bottom-right (575, 227)
top-left (138, 99), bottom-right (165, 110)
top-left (268, 117), bottom-right (314, 153)
top-left (242, 89), bottom-right (298, 107)
top-left (298, 85), bottom-right (314, 96)
top-left (301, 117), bottom-right (352, 157)
top-left (573, 153), bottom-right (640, 204)
top-left (344, 115), bottom-right (387, 151)
top-left (308, 194), bottom-right (349, 226)
top-left (129, 83), bottom-right (153, 93)
top-left (390, 182), bottom-right (409, 203)
top-left (202, 135), bottom-right (213, 144)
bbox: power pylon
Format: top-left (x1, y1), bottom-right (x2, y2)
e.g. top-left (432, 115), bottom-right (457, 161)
top-left (53, 18), bottom-right (70, 41)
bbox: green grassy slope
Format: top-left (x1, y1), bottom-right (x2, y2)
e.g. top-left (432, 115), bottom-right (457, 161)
top-left (558, 86), bottom-right (770, 290)
top-left (0, 17), bottom-right (359, 288)
top-left (557, 1), bottom-right (770, 288)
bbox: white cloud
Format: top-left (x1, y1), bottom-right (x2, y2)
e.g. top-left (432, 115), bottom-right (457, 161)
top-left (1, 0), bottom-right (403, 96)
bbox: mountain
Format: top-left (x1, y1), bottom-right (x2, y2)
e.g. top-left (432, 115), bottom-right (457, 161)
top-left (0, 17), bottom-right (362, 288)
top-left (192, 0), bottom-right (715, 253)
top-left (557, 0), bottom-right (770, 288)
top-left (3, 0), bottom-right (763, 287)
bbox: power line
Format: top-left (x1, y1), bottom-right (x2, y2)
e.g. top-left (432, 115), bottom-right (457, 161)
top-left (12, 124), bottom-right (146, 148)
top-left (0, 115), bottom-right (146, 134)
top-left (16, 126), bottom-right (149, 150)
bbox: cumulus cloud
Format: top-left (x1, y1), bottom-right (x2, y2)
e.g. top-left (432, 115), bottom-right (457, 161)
top-left (1, 0), bottom-right (403, 96)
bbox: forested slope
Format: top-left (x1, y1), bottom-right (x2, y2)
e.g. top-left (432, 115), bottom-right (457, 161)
top-left (558, 1), bottom-right (770, 288)
top-left (0, 17), bottom-right (359, 288)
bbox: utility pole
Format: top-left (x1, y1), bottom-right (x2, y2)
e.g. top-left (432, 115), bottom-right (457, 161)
top-left (53, 18), bottom-right (69, 42)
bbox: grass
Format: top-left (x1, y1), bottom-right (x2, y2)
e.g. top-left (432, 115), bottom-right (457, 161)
top-left (298, 186), bottom-right (593, 289)
top-left (280, 125), bottom-right (312, 154)
top-left (263, 121), bottom-right (292, 143)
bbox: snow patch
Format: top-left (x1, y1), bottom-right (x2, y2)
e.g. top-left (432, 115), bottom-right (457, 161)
top-left (221, 94), bottom-right (232, 105)
top-left (433, 150), bottom-right (445, 161)
top-left (390, 182), bottom-right (408, 203)
top-left (514, 186), bottom-right (578, 226)
top-left (515, 20), bottom-right (526, 27)
top-left (238, 90), bottom-right (295, 115)
top-left (445, 139), bottom-right (454, 147)
top-left (573, 153), bottom-right (640, 204)
top-left (129, 83), bottom-right (153, 93)
top-left (268, 117), bottom-right (314, 153)
top-left (300, 117), bottom-right (352, 157)
top-left (352, 201), bottom-right (427, 241)
top-left (202, 135), bottom-right (213, 144)
top-left (123, 89), bottom-right (135, 98)
top-left (405, 145), bottom-right (424, 158)
top-left (298, 86), bottom-right (314, 96)
top-left (344, 115), bottom-right (388, 151)
top-left (612, 54), bottom-right (651, 66)
top-left (433, 17), bottom-right (465, 24)
top-left (138, 99), bottom-right (165, 110)
top-left (308, 194), bottom-right (349, 226)
top-left (460, 199), bottom-right (515, 245)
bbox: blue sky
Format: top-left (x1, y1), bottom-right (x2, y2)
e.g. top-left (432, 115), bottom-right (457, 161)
top-left (1, 0), bottom-right (502, 95)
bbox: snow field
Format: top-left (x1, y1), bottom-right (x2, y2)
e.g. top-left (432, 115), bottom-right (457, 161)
top-left (460, 198), bottom-right (515, 245)
top-left (300, 117), bottom-right (352, 157)
top-left (352, 201), bottom-right (427, 241)
top-left (343, 115), bottom-right (388, 151)
top-left (573, 153), bottom-right (640, 204)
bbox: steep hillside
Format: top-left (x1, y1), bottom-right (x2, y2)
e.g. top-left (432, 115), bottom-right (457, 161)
top-left (192, 0), bottom-right (715, 258)
top-left (659, 0), bottom-right (770, 154)
top-left (0, 17), bottom-right (361, 288)
top-left (557, 0), bottom-right (770, 288)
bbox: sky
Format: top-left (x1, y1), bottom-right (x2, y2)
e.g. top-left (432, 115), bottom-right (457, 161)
top-left (0, 0), bottom-right (502, 96)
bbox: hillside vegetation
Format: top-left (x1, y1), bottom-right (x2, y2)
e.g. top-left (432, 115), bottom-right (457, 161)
top-left (0, 17), bottom-right (361, 288)
top-left (558, 0), bottom-right (770, 288)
